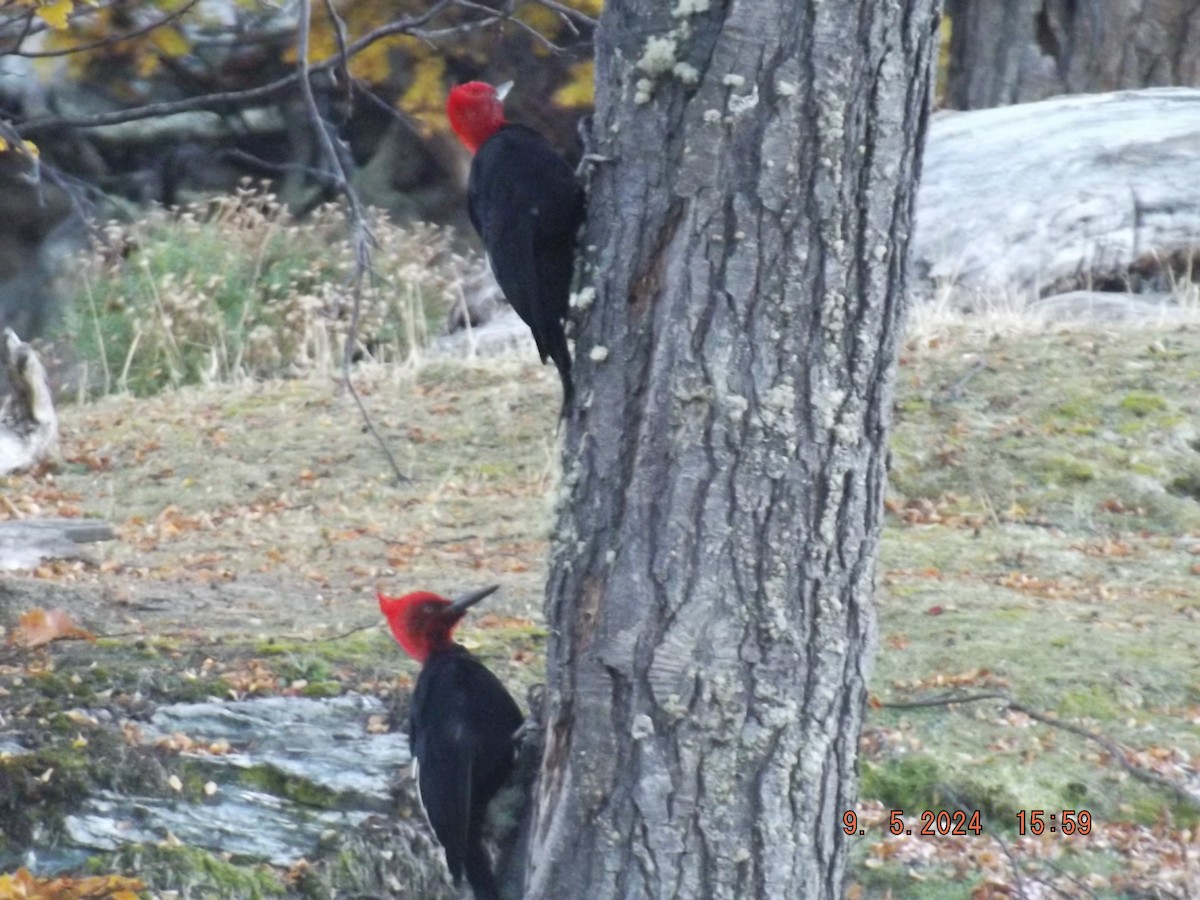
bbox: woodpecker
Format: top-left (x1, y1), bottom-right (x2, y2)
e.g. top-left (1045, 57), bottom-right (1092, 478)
top-left (446, 81), bottom-right (585, 410)
top-left (378, 583), bottom-right (523, 900)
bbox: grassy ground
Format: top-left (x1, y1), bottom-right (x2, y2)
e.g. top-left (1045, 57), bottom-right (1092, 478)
top-left (858, 325), bottom-right (1200, 896)
top-left (2, 322), bottom-right (1198, 896)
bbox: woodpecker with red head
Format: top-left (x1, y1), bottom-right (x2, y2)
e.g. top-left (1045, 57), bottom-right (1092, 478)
top-left (378, 583), bottom-right (523, 900)
top-left (447, 81), bottom-right (585, 411)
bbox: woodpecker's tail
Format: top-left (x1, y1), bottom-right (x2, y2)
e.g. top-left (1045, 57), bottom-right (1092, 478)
top-left (417, 746), bottom-right (472, 885)
top-left (463, 819), bottom-right (500, 900)
top-left (545, 326), bottom-right (574, 415)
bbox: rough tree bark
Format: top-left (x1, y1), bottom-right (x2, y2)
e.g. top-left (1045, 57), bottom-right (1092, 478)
top-left (944, 0), bottom-right (1200, 110)
top-left (520, 1), bottom-right (937, 897)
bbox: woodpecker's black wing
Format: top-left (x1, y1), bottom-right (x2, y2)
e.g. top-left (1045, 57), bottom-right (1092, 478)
top-left (410, 647), bottom-right (523, 899)
top-left (468, 124), bottom-right (584, 408)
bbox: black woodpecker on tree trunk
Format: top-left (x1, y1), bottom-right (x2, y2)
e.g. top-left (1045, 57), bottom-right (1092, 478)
top-left (378, 584), bottom-right (524, 900)
top-left (447, 81), bottom-right (585, 412)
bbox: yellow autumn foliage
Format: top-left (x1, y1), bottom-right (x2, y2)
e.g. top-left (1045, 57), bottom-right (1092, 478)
top-left (150, 24), bottom-right (190, 58)
top-left (0, 137), bottom-right (41, 158)
top-left (34, 0), bottom-right (74, 31)
top-left (398, 45), bottom-right (448, 133)
top-left (0, 867), bottom-right (143, 900)
top-left (517, 2), bottom-right (562, 38)
top-left (13, 0), bottom-right (596, 143)
top-left (553, 60), bottom-right (594, 108)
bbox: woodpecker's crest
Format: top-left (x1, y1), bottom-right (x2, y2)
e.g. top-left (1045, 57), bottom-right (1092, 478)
top-left (446, 81), bottom-right (510, 153)
top-left (378, 584), bottom-right (500, 663)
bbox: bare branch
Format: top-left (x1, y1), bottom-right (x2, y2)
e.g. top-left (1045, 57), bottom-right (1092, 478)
top-left (351, 80), bottom-right (423, 132)
top-left (879, 690), bottom-right (1200, 810)
top-left (1034, 855), bottom-right (1102, 899)
top-left (0, 8), bottom-right (36, 56)
top-left (529, 0), bottom-right (597, 29)
top-left (938, 786), bottom-right (1030, 900)
top-left (1006, 701), bottom-right (1200, 810)
top-left (295, 0), bottom-right (409, 485)
top-left (0, 0), bottom-right (125, 46)
top-left (8, 0), bottom-right (203, 59)
top-left (322, 0), bottom-right (354, 112)
top-left (14, 0), bottom-right (481, 137)
top-left (452, 0), bottom-right (565, 54)
top-left (877, 690), bottom-right (1010, 709)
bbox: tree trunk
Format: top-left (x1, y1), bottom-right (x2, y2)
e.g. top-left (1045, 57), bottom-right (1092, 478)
top-left (521, 1), bottom-right (937, 897)
top-left (945, 0), bottom-right (1200, 110)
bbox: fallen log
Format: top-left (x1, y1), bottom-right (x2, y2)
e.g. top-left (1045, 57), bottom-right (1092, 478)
top-left (0, 517), bottom-right (114, 571)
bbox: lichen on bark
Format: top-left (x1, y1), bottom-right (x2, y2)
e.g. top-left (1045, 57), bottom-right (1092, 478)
top-left (521, 1), bottom-right (939, 898)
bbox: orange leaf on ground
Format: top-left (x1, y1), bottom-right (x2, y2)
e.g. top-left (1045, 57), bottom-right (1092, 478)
top-left (8, 608), bottom-right (95, 648)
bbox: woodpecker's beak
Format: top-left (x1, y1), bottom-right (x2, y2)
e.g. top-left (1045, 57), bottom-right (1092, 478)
top-left (495, 81), bottom-right (513, 102)
top-left (448, 584), bottom-right (501, 615)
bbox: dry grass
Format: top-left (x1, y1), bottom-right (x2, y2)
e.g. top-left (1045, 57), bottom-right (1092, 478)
top-left (7, 202), bottom-right (1199, 895)
top-left (64, 188), bottom-right (474, 397)
top-left (907, 262), bottom-right (1200, 343)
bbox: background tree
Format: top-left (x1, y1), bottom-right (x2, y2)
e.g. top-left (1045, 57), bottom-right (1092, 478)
top-left (518, 0), bottom-right (938, 897)
top-left (0, 0), bottom-right (597, 342)
top-left (0, 0), bottom-right (596, 216)
top-left (943, 0), bottom-right (1200, 109)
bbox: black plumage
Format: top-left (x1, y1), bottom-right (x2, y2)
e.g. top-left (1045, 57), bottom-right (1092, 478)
top-left (410, 645), bottom-right (523, 900)
top-left (467, 124), bottom-right (585, 409)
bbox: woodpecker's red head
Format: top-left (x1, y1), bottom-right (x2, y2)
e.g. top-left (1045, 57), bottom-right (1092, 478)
top-left (378, 584), bottom-right (500, 664)
top-left (446, 81), bottom-right (511, 154)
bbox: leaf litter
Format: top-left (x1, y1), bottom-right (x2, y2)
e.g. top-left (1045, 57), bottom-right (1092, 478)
top-left (1, 328), bottom-right (1198, 895)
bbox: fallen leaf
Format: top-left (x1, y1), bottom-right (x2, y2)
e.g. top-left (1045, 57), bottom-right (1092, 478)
top-left (8, 608), bottom-right (95, 648)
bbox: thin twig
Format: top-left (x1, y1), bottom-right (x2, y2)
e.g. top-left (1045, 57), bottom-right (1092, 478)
top-left (529, 0), bottom-right (598, 28)
top-left (1034, 854), bottom-right (1101, 899)
top-left (936, 359), bottom-right (986, 403)
top-left (351, 81), bottom-right (422, 132)
top-left (8, 0), bottom-right (202, 59)
top-left (321, 0), bottom-right (355, 115)
top-left (1007, 701), bottom-right (1200, 810)
top-left (16, 0), bottom-right (469, 137)
top-left (269, 622), bottom-right (381, 644)
top-left (216, 147), bottom-right (342, 185)
top-left (0, 0), bottom-right (123, 46)
top-left (0, 9), bottom-right (36, 56)
top-left (877, 690), bottom-right (1010, 709)
top-left (879, 690), bottom-right (1200, 810)
top-left (940, 786), bottom-right (1029, 900)
top-left (295, 0), bottom-right (409, 484)
top-left (454, 0), bottom-right (564, 53)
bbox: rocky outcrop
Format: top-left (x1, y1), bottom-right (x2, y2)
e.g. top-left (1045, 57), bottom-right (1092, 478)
top-left (912, 88), bottom-right (1200, 303)
top-left (0, 328), bottom-right (58, 475)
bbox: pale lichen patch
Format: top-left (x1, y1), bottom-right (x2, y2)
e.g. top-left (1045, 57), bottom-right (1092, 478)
top-left (729, 85), bottom-right (760, 116)
top-left (637, 36), bottom-right (679, 77)
top-left (724, 392), bottom-right (749, 421)
top-left (631, 714), bottom-right (655, 740)
top-left (673, 62), bottom-right (700, 84)
top-left (571, 286), bottom-right (596, 310)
